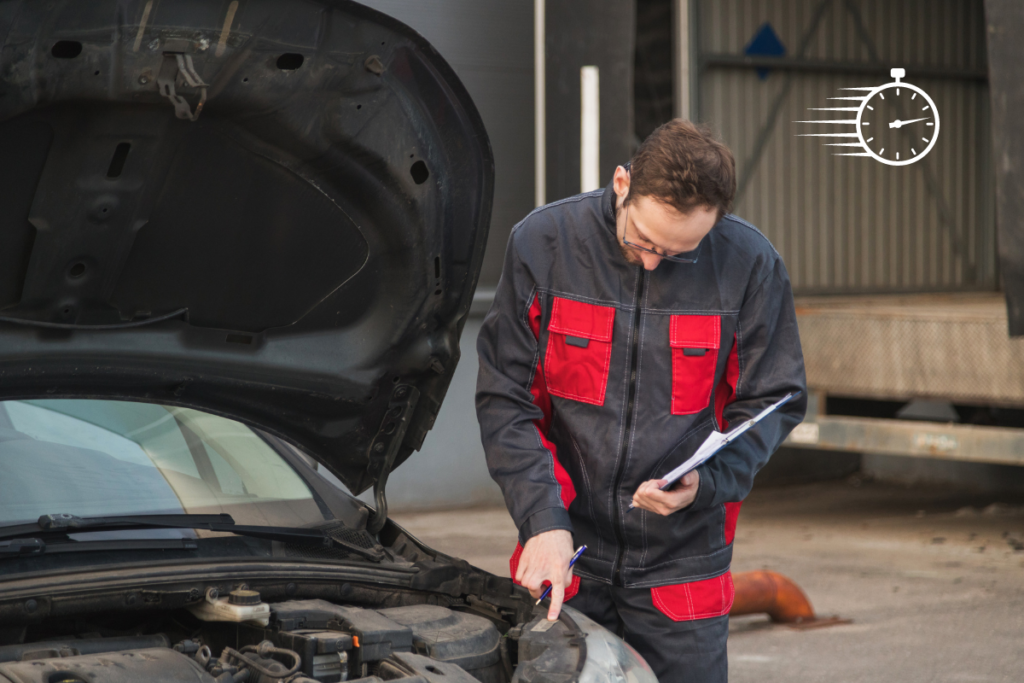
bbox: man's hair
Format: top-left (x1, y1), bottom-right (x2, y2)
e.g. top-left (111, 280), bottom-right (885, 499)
top-left (626, 119), bottom-right (736, 221)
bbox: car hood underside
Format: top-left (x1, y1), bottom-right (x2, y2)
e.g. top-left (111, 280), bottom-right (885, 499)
top-left (0, 0), bottom-right (493, 493)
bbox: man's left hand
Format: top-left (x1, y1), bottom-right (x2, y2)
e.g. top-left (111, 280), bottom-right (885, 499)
top-left (631, 471), bottom-right (699, 516)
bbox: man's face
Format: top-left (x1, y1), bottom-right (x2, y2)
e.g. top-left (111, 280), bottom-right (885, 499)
top-left (612, 165), bottom-right (719, 271)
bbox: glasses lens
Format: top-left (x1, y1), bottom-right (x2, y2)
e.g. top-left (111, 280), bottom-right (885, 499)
top-left (622, 205), bottom-right (697, 263)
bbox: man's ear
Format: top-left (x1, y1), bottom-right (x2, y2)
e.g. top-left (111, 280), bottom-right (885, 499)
top-left (612, 165), bottom-right (630, 201)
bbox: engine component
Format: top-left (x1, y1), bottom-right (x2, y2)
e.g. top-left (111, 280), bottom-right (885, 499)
top-left (219, 641), bottom-right (302, 683)
top-left (228, 590), bottom-right (263, 606)
top-left (377, 652), bottom-right (480, 682)
top-left (0, 648), bottom-right (214, 683)
top-left (189, 588), bottom-right (270, 626)
top-left (513, 615), bottom-right (582, 683)
top-left (265, 601), bottom-right (504, 682)
top-left (270, 600), bottom-right (412, 676)
top-left (379, 606), bottom-right (502, 681)
top-left (0, 634), bottom-right (170, 662)
top-left (238, 626), bottom-right (351, 683)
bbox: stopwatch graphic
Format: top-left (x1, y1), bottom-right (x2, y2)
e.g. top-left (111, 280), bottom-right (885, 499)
top-left (797, 68), bottom-right (940, 166)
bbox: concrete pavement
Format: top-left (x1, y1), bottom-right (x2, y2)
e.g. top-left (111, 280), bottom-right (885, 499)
top-left (392, 478), bottom-right (1024, 683)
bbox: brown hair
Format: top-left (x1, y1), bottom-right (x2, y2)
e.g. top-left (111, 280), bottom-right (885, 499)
top-left (626, 119), bottom-right (736, 221)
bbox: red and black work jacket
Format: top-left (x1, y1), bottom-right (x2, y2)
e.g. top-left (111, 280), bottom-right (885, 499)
top-left (476, 180), bottom-right (806, 606)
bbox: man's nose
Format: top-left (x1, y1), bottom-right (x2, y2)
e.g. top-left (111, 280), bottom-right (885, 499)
top-left (641, 252), bottom-right (663, 270)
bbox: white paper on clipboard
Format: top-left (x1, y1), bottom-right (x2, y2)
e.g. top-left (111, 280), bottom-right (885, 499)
top-left (655, 391), bottom-right (801, 491)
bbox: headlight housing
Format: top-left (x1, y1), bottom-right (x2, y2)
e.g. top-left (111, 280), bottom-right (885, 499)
top-left (564, 606), bottom-right (658, 683)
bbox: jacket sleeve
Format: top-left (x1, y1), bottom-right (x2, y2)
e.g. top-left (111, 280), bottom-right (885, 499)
top-left (476, 230), bottom-right (574, 541)
top-left (691, 255), bottom-right (807, 509)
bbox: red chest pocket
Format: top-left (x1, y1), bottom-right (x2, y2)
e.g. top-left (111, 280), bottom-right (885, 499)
top-left (544, 297), bottom-right (616, 406)
top-left (669, 315), bottom-right (720, 415)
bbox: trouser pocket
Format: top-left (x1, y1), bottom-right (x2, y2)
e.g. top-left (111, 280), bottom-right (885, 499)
top-left (544, 297), bottom-right (616, 406)
top-left (669, 314), bottom-right (720, 415)
top-left (651, 572), bottom-right (735, 621)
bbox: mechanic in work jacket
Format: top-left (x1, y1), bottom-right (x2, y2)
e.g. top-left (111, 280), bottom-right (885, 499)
top-left (476, 120), bottom-right (806, 679)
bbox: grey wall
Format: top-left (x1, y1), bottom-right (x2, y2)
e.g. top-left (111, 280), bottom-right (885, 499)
top-left (346, 1), bottom-right (641, 511)
top-left (359, 0), bottom-right (536, 288)
top-left (546, 0), bottom-right (637, 200)
top-left (862, 454), bottom-right (1024, 492)
top-left (320, 314), bottom-right (499, 512)
top-left (348, 1), bottom-right (535, 510)
top-left (363, 316), bottom-right (502, 511)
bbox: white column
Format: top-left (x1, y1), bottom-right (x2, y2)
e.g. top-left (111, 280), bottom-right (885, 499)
top-left (534, 0), bottom-right (546, 207)
top-left (580, 65), bottom-right (600, 193)
top-left (673, 0), bottom-right (692, 120)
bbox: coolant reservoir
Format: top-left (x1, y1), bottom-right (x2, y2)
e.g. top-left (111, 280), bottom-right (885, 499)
top-left (188, 589), bottom-right (271, 626)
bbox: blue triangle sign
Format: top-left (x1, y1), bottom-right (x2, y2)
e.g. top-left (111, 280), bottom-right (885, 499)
top-left (744, 22), bottom-right (786, 80)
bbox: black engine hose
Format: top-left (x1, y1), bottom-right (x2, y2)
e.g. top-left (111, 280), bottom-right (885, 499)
top-left (221, 641), bottom-right (302, 679)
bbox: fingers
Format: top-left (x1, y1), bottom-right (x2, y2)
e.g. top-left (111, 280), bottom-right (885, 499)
top-left (547, 580), bottom-right (565, 621)
top-left (632, 475), bottom-right (699, 516)
top-left (631, 479), bottom-right (667, 512)
top-left (516, 529), bottom-right (575, 611)
top-left (518, 561), bottom-right (547, 598)
top-left (518, 557), bottom-right (561, 600)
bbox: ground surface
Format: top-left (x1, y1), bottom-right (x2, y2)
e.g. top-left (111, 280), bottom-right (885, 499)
top-left (392, 478), bottom-right (1024, 683)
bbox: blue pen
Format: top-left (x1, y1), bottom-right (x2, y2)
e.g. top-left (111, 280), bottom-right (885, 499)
top-left (536, 545), bottom-right (588, 605)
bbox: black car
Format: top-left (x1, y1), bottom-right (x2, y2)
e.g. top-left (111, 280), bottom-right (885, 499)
top-left (0, 2), bottom-right (655, 682)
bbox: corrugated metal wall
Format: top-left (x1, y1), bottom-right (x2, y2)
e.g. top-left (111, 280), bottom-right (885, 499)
top-left (696, 0), bottom-right (996, 294)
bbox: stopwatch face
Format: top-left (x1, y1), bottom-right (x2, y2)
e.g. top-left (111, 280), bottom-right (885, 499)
top-left (856, 82), bottom-right (939, 166)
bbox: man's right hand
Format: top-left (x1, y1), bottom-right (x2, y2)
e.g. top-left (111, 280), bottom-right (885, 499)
top-left (515, 528), bottom-right (574, 621)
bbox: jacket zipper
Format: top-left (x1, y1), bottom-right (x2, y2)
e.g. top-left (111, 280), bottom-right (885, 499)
top-left (611, 270), bottom-right (645, 587)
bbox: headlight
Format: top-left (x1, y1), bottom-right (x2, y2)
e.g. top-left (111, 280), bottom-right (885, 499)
top-left (563, 606), bottom-right (658, 683)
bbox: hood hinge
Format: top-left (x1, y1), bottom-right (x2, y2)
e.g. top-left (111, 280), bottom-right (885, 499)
top-left (366, 384), bottom-right (421, 535)
top-left (157, 52), bottom-right (208, 121)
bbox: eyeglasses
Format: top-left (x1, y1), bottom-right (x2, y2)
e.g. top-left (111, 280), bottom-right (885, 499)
top-left (621, 204), bottom-right (700, 264)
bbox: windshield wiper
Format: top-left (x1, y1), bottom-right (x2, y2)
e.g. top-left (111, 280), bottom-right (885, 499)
top-left (0, 513), bottom-right (236, 540)
top-left (0, 514), bottom-right (384, 562)
top-left (0, 537), bottom-right (198, 557)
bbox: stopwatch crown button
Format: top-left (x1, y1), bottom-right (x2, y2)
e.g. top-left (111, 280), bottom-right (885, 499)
top-left (890, 68), bottom-right (905, 81)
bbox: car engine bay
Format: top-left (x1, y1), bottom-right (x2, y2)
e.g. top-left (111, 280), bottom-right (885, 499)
top-left (0, 586), bottom-right (581, 683)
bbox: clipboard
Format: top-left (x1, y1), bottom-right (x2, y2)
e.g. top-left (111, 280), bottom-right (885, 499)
top-left (628, 391), bottom-right (801, 510)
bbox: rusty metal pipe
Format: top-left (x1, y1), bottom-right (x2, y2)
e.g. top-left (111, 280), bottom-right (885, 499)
top-left (729, 570), bottom-right (816, 623)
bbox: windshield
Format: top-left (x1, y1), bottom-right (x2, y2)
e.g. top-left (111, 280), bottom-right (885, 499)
top-left (0, 399), bottom-right (327, 530)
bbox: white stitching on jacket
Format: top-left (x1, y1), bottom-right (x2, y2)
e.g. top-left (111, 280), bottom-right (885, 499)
top-left (541, 288), bottom-right (628, 309)
top-left (607, 269), bottom-right (640, 522)
top-left (634, 280), bottom-right (650, 568)
top-left (570, 433), bottom-right (603, 559)
top-left (669, 314), bottom-right (721, 347)
top-left (723, 213), bottom-right (780, 257)
top-left (510, 190), bottom-right (605, 235)
top-left (548, 297), bottom-right (616, 340)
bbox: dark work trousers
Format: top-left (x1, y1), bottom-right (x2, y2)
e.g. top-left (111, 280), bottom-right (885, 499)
top-left (569, 577), bottom-right (729, 683)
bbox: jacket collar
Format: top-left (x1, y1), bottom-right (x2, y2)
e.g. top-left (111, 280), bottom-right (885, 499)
top-left (601, 177), bottom-right (618, 234)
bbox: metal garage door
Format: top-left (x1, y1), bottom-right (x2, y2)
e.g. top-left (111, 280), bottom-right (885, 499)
top-left (695, 0), bottom-right (995, 295)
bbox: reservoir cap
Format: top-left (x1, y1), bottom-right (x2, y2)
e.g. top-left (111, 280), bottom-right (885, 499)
top-left (228, 589), bottom-right (262, 606)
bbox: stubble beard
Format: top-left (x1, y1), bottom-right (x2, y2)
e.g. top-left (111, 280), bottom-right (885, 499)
top-left (614, 200), bottom-right (644, 266)
top-left (618, 241), bottom-right (643, 266)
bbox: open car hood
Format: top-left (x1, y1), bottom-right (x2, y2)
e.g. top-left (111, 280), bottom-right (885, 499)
top-left (0, 0), bottom-right (493, 494)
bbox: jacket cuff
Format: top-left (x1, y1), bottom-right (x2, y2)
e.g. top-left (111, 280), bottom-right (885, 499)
top-left (691, 465), bottom-right (717, 510)
top-left (518, 507), bottom-right (574, 542)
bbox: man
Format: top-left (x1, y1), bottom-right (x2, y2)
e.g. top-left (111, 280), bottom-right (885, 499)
top-left (476, 119), bottom-right (806, 681)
